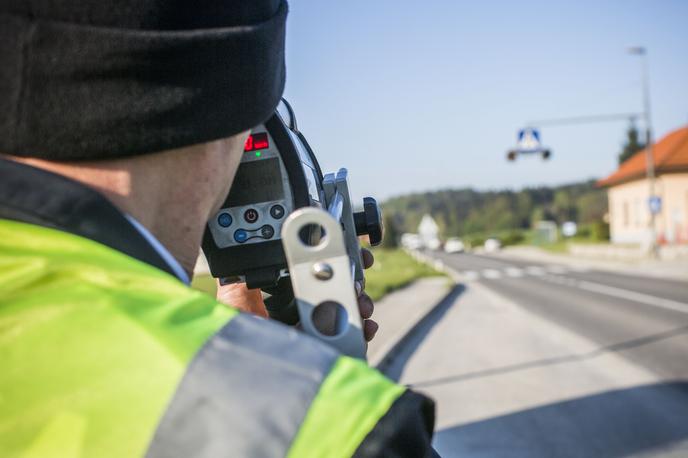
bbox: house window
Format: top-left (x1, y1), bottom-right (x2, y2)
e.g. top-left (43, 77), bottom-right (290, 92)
top-left (634, 198), bottom-right (641, 227)
top-left (623, 201), bottom-right (629, 227)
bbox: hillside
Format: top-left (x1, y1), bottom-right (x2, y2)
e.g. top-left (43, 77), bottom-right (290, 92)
top-left (382, 180), bottom-right (607, 239)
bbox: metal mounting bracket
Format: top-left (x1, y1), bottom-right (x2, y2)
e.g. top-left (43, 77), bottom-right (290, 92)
top-left (281, 206), bottom-right (366, 359)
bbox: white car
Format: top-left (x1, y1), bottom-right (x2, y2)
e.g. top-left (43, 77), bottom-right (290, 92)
top-left (444, 238), bottom-right (465, 253)
top-left (400, 233), bottom-right (423, 250)
top-left (484, 238), bottom-right (501, 253)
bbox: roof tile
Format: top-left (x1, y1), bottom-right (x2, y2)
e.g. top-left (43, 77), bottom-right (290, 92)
top-left (597, 126), bottom-right (688, 187)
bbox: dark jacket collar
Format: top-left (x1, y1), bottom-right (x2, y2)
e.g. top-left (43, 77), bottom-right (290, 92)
top-left (0, 157), bottom-right (179, 278)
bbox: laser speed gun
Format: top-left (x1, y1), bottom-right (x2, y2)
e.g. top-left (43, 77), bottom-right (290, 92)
top-left (202, 100), bottom-right (383, 359)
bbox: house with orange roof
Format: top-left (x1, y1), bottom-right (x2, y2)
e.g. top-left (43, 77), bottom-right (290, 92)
top-left (597, 125), bottom-right (688, 245)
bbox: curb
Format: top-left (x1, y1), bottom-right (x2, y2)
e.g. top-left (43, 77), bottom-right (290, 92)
top-left (366, 277), bottom-right (450, 366)
top-left (373, 283), bottom-right (463, 374)
top-left (371, 249), bottom-right (464, 372)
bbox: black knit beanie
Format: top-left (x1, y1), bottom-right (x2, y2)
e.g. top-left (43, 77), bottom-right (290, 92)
top-left (0, 0), bottom-right (287, 160)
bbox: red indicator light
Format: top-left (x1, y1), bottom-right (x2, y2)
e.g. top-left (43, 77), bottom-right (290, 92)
top-left (244, 133), bottom-right (269, 152)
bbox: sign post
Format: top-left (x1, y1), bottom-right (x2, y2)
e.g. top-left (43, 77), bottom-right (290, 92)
top-left (648, 196), bottom-right (662, 215)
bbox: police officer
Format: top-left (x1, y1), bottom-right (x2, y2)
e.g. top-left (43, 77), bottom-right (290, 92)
top-left (0, 1), bottom-right (437, 456)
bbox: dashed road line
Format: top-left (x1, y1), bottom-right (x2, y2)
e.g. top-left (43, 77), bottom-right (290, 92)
top-left (462, 270), bottom-right (480, 281)
top-left (425, 253), bottom-right (687, 315)
top-left (546, 265), bottom-right (568, 274)
top-left (452, 265), bottom-right (568, 282)
top-left (505, 267), bottom-right (525, 277)
top-left (526, 266), bottom-right (546, 276)
top-left (482, 269), bottom-right (503, 280)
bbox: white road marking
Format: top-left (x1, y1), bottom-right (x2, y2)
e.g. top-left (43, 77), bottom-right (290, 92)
top-left (482, 269), bottom-right (503, 280)
top-left (546, 265), bottom-right (568, 274)
top-left (505, 267), bottom-right (525, 277)
top-left (443, 252), bottom-right (688, 315)
top-left (462, 271), bottom-right (480, 281)
top-left (526, 266), bottom-right (546, 276)
top-left (577, 280), bottom-right (688, 315)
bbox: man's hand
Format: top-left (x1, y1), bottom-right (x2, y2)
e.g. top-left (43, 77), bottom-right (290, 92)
top-left (215, 281), bottom-right (269, 318)
top-left (214, 248), bottom-right (379, 342)
top-left (357, 248), bottom-right (379, 342)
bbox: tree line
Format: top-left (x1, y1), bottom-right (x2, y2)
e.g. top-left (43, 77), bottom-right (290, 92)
top-left (382, 179), bottom-right (608, 242)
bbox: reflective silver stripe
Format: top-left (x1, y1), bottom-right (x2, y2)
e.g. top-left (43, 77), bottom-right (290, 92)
top-left (146, 313), bottom-right (339, 458)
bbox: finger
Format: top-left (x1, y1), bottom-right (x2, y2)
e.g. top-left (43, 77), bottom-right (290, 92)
top-left (357, 292), bottom-right (374, 319)
top-left (361, 248), bottom-right (375, 269)
top-left (357, 293), bottom-right (374, 319)
top-left (363, 319), bottom-right (379, 342)
top-left (215, 281), bottom-right (269, 318)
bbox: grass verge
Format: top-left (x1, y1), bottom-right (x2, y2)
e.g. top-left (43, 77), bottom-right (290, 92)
top-left (191, 248), bottom-right (444, 301)
top-left (535, 240), bottom-right (571, 253)
top-left (364, 248), bottom-right (445, 301)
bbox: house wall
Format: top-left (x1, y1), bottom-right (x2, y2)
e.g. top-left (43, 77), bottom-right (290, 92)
top-left (607, 173), bottom-right (688, 244)
top-left (660, 174), bottom-right (688, 243)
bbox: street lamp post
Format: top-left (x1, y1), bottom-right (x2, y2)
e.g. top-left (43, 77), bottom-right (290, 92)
top-left (628, 46), bottom-right (657, 256)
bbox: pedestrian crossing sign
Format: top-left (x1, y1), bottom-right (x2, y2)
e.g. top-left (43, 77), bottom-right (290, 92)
top-left (517, 128), bottom-right (542, 152)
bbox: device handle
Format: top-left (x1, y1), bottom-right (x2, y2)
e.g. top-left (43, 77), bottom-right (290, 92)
top-left (280, 206), bottom-right (366, 359)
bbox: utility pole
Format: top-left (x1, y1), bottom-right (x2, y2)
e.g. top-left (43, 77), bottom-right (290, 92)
top-left (628, 46), bottom-right (657, 257)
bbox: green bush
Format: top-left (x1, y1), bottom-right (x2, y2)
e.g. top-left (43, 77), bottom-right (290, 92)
top-left (591, 221), bottom-right (610, 241)
top-left (574, 225), bottom-right (592, 239)
top-left (464, 233), bottom-right (486, 248)
top-left (460, 230), bottom-right (525, 248)
top-left (380, 212), bottom-right (399, 249)
top-left (499, 230), bottom-right (525, 247)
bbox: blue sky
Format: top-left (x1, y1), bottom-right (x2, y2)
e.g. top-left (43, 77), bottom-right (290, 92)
top-left (282, 0), bottom-right (688, 202)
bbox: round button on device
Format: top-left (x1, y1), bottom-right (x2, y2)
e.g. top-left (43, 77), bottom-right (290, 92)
top-left (270, 204), bottom-right (285, 219)
top-left (217, 212), bottom-right (233, 228)
top-left (234, 229), bottom-right (249, 243)
top-left (244, 208), bottom-right (259, 224)
top-left (260, 225), bottom-right (275, 239)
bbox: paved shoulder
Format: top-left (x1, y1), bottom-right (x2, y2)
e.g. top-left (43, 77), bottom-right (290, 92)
top-left (367, 277), bottom-right (451, 367)
top-left (385, 281), bottom-right (688, 457)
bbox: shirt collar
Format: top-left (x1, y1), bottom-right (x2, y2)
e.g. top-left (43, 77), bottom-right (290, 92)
top-left (125, 214), bottom-right (190, 284)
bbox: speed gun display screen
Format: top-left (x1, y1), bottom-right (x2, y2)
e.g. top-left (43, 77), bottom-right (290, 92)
top-left (227, 158), bottom-right (282, 206)
top-left (244, 133), bottom-right (269, 152)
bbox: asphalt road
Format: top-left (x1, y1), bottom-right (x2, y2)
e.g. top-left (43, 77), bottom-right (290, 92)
top-left (435, 251), bottom-right (688, 381)
top-left (384, 251), bottom-right (688, 457)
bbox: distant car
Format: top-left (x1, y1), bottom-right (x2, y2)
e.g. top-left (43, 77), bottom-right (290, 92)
top-left (401, 233), bottom-right (423, 250)
top-left (444, 238), bottom-right (465, 253)
top-left (484, 238), bottom-right (501, 253)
